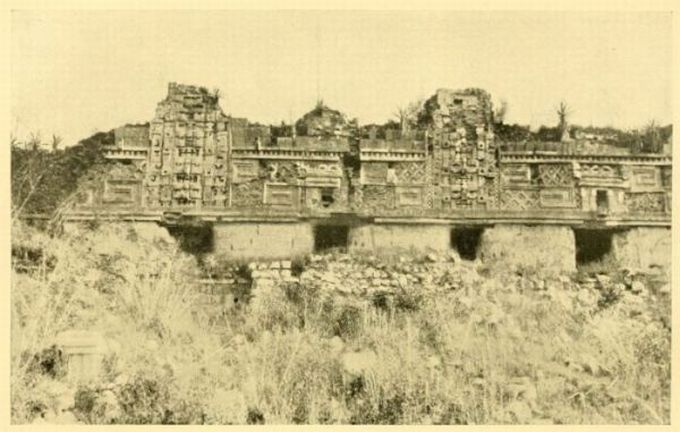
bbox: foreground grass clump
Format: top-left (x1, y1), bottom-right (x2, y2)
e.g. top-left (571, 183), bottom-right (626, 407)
top-left (11, 222), bottom-right (671, 424)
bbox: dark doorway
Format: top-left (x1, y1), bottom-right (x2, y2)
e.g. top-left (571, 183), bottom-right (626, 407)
top-left (320, 188), bottom-right (335, 208)
top-left (313, 225), bottom-right (349, 252)
top-left (451, 226), bottom-right (484, 260)
top-left (167, 223), bottom-right (214, 255)
top-left (574, 229), bottom-right (613, 265)
top-left (596, 190), bottom-right (609, 213)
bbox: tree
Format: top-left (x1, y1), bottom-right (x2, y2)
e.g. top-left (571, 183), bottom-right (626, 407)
top-left (11, 134), bottom-right (57, 221)
top-left (51, 134), bottom-right (62, 151)
top-left (11, 130), bottom-right (113, 221)
top-left (556, 101), bottom-right (571, 137)
top-left (494, 99), bottom-right (508, 124)
top-left (643, 120), bottom-right (662, 153)
top-left (393, 98), bottom-right (424, 134)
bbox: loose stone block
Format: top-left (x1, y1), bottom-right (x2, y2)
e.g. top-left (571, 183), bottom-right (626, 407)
top-left (55, 330), bottom-right (107, 383)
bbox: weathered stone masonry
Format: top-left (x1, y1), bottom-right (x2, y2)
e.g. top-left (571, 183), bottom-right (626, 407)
top-left (68, 83), bottom-right (672, 272)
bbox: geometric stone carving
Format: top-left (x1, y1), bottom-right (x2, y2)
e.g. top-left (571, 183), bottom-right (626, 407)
top-left (630, 167), bottom-right (661, 191)
top-left (625, 192), bottom-right (666, 213)
top-left (394, 162), bottom-right (427, 185)
top-left (80, 82), bottom-right (670, 225)
top-left (395, 186), bottom-right (423, 206)
top-left (501, 165), bottom-right (531, 185)
top-left (264, 183), bottom-right (298, 207)
top-left (538, 164), bottom-right (572, 186)
top-left (539, 188), bottom-right (575, 208)
top-left (500, 189), bottom-right (540, 210)
top-left (102, 180), bottom-right (138, 204)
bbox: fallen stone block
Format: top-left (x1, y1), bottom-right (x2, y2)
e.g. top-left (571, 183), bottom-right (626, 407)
top-left (55, 330), bottom-right (107, 383)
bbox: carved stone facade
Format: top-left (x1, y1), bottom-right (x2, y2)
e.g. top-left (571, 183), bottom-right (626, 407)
top-left (146, 83), bottom-right (230, 208)
top-left (75, 83), bottom-right (670, 226)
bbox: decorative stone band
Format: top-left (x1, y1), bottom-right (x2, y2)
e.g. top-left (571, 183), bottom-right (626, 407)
top-left (232, 150), bottom-right (346, 162)
top-left (500, 153), bottom-right (671, 166)
top-left (359, 151), bottom-right (427, 162)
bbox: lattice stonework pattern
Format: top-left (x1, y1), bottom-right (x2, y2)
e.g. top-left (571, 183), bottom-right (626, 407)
top-left (538, 164), bottom-right (573, 186)
top-left (394, 162), bottom-right (427, 185)
top-left (625, 192), bottom-right (666, 213)
top-left (423, 185), bottom-right (435, 209)
top-left (574, 188), bottom-right (583, 210)
top-left (500, 189), bottom-right (540, 211)
top-left (482, 176), bottom-right (499, 210)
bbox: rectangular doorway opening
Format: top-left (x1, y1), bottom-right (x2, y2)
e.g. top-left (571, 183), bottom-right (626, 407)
top-left (596, 190), bottom-right (609, 214)
top-left (313, 225), bottom-right (349, 253)
top-left (451, 226), bottom-right (484, 260)
top-left (167, 223), bottom-right (214, 255)
top-left (574, 228), bottom-right (614, 267)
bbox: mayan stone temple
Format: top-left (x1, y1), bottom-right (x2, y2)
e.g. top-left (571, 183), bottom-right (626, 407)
top-left (67, 82), bottom-right (672, 272)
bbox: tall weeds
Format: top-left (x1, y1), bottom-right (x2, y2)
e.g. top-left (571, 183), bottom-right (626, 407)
top-left (10, 221), bottom-right (671, 424)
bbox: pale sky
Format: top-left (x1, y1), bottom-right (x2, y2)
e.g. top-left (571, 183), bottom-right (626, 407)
top-left (11, 10), bottom-right (672, 147)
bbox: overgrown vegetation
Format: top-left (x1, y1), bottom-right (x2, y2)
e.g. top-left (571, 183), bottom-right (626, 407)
top-left (11, 131), bottom-right (115, 220)
top-left (11, 221), bottom-right (671, 424)
top-left (491, 101), bottom-right (672, 152)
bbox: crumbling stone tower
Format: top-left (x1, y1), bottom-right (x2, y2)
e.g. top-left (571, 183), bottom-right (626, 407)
top-left (146, 83), bottom-right (230, 208)
top-left (422, 88), bottom-right (497, 210)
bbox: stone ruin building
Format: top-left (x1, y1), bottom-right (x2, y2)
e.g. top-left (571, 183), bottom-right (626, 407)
top-left (69, 82), bottom-right (672, 273)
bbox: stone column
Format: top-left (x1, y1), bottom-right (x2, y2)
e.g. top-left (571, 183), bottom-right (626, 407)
top-left (213, 222), bottom-right (314, 260)
top-left (479, 225), bottom-right (576, 274)
top-left (348, 223), bottom-right (450, 254)
top-left (611, 227), bottom-right (672, 272)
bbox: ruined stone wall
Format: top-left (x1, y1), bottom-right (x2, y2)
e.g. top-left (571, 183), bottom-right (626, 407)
top-left (499, 162), bottom-right (579, 210)
top-left (213, 222), bottom-right (314, 260)
top-left (70, 82), bottom-right (670, 275)
top-left (611, 227), bottom-right (672, 271)
top-left (497, 158), bottom-right (671, 216)
top-left (478, 225), bottom-right (576, 273)
top-left (103, 125), bottom-right (150, 161)
top-left (354, 88), bottom-right (498, 215)
top-left (230, 156), bottom-right (349, 211)
top-left (79, 83), bottom-right (670, 226)
top-left (71, 163), bottom-right (145, 210)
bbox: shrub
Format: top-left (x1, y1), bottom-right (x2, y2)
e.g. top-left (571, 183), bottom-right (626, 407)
top-left (597, 284), bottom-right (623, 310)
top-left (393, 287), bottom-right (423, 312)
top-left (246, 407), bottom-right (265, 424)
top-left (332, 304), bottom-right (363, 339)
top-left (25, 345), bottom-right (68, 380)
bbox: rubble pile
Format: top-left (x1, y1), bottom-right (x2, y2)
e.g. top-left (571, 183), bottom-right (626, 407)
top-left (419, 88), bottom-right (494, 131)
top-left (201, 251), bottom-right (670, 322)
top-left (295, 102), bottom-right (355, 137)
top-left (296, 252), bottom-right (482, 299)
top-left (159, 82), bottom-right (222, 118)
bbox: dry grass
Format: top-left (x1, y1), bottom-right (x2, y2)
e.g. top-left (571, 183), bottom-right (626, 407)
top-left (10, 222), bottom-right (671, 424)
